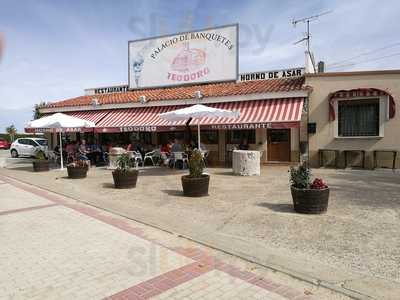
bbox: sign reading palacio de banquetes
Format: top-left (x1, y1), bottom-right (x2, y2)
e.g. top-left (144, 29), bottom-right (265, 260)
top-left (128, 24), bottom-right (238, 90)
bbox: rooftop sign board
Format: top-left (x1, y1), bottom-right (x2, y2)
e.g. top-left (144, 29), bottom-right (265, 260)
top-left (128, 24), bottom-right (238, 90)
top-left (239, 68), bottom-right (304, 82)
top-left (84, 85), bottom-right (129, 95)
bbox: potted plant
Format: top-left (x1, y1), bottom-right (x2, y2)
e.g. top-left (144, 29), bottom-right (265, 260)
top-left (181, 149), bottom-right (209, 197)
top-left (289, 163), bottom-right (329, 214)
top-left (112, 153), bottom-right (139, 188)
top-left (32, 149), bottom-right (50, 172)
top-left (67, 159), bottom-right (89, 179)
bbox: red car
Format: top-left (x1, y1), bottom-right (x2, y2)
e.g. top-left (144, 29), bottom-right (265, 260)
top-left (0, 138), bottom-right (11, 149)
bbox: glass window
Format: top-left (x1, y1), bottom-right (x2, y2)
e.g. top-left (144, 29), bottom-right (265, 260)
top-left (338, 99), bottom-right (379, 137)
top-left (269, 130), bottom-right (289, 142)
top-left (99, 132), bottom-right (152, 147)
top-left (191, 130), bottom-right (219, 144)
top-left (18, 139), bottom-right (28, 145)
top-left (28, 140), bottom-right (39, 147)
top-left (137, 132), bottom-right (152, 145)
top-left (158, 132), bottom-right (185, 145)
top-left (227, 130), bottom-right (256, 144)
top-left (35, 139), bottom-right (48, 146)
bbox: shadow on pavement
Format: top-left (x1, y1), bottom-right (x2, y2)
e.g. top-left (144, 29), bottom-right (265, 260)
top-left (256, 202), bottom-right (296, 214)
top-left (5, 166), bottom-right (33, 172)
top-left (212, 171), bottom-right (236, 176)
top-left (138, 167), bottom-right (185, 177)
top-left (102, 182), bottom-right (115, 189)
top-left (161, 189), bottom-right (184, 197)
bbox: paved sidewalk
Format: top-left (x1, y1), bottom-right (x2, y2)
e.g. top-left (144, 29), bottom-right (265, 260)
top-left (0, 174), bottom-right (348, 299)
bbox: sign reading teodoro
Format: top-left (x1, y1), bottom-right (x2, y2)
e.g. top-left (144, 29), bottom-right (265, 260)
top-left (128, 24), bottom-right (238, 90)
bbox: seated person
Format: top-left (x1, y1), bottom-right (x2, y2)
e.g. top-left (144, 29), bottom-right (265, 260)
top-left (78, 139), bottom-right (89, 161)
top-left (160, 143), bottom-right (170, 154)
top-left (54, 144), bottom-right (60, 155)
top-left (194, 141), bottom-right (206, 151)
top-left (65, 141), bottom-right (76, 154)
top-left (170, 138), bottom-right (183, 153)
top-left (65, 141), bottom-right (77, 163)
top-left (238, 138), bottom-right (249, 150)
top-left (89, 142), bottom-right (102, 165)
top-left (200, 142), bottom-right (206, 151)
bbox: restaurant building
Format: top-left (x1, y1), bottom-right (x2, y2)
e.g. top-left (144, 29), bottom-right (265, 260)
top-left (36, 24), bottom-right (399, 169)
top-left (39, 73), bottom-right (309, 165)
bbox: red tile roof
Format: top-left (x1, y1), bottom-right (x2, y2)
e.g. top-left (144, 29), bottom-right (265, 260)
top-left (46, 77), bottom-right (306, 108)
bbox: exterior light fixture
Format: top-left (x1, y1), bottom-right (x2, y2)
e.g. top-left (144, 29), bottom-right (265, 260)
top-left (194, 90), bottom-right (203, 99)
top-left (91, 98), bottom-right (100, 106)
top-left (139, 95), bottom-right (147, 104)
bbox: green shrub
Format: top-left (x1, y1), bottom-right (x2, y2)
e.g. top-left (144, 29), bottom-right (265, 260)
top-left (116, 153), bottom-right (132, 172)
top-left (188, 149), bottom-right (204, 178)
top-left (289, 162), bottom-right (311, 189)
top-left (34, 148), bottom-right (46, 160)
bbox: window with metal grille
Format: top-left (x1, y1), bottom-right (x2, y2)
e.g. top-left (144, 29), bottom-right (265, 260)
top-left (338, 99), bottom-right (379, 137)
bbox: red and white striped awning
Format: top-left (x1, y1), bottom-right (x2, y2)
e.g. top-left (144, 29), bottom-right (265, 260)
top-left (95, 98), bottom-right (304, 132)
top-left (328, 88), bottom-right (395, 121)
top-left (25, 110), bottom-right (110, 133)
top-left (66, 110), bottom-right (109, 124)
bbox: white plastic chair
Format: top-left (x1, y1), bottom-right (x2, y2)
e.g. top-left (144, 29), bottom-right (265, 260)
top-left (160, 152), bottom-right (169, 166)
top-left (172, 152), bottom-right (188, 169)
top-left (128, 151), bottom-right (143, 167)
top-left (143, 149), bottom-right (160, 166)
top-left (201, 150), bottom-right (209, 166)
top-left (47, 150), bottom-right (58, 162)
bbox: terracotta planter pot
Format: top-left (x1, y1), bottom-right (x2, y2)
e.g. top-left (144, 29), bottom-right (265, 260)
top-left (67, 165), bottom-right (88, 179)
top-left (32, 160), bottom-right (50, 172)
top-left (290, 186), bottom-right (330, 214)
top-left (112, 169), bottom-right (138, 189)
top-left (181, 174), bottom-right (210, 197)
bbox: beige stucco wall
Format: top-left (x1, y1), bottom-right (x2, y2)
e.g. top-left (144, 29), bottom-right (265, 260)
top-left (216, 128), bottom-right (299, 164)
top-left (305, 71), bottom-right (400, 169)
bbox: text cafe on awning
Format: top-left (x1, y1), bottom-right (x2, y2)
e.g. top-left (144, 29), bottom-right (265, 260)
top-left (36, 24), bottom-right (309, 164)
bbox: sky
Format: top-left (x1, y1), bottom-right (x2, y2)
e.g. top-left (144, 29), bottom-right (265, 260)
top-left (0, 0), bottom-right (399, 132)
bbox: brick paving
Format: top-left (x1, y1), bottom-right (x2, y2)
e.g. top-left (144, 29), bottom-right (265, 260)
top-left (0, 183), bottom-right (53, 212)
top-left (0, 174), bottom-right (312, 299)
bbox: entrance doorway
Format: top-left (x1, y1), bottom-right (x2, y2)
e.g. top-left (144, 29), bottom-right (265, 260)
top-left (267, 129), bottom-right (291, 162)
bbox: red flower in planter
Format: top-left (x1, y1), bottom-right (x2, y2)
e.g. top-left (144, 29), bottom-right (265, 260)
top-left (310, 178), bottom-right (328, 189)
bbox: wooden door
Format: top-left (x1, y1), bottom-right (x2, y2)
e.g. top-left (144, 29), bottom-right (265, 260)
top-left (267, 129), bottom-right (291, 162)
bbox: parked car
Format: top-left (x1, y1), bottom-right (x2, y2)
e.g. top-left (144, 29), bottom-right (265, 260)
top-left (0, 138), bottom-right (11, 150)
top-left (10, 138), bottom-right (48, 158)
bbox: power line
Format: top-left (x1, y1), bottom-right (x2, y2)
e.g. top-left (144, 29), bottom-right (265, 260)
top-left (328, 51), bottom-right (400, 70)
top-left (329, 42), bottom-right (400, 66)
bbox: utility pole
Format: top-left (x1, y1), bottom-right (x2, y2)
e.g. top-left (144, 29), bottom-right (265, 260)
top-left (292, 11), bottom-right (332, 165)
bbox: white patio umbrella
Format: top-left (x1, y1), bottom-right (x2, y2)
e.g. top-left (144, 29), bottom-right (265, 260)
top-left (159, 104), bottom-right (240, 151)
top-left (25, 113), bottom-right (95, 169)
